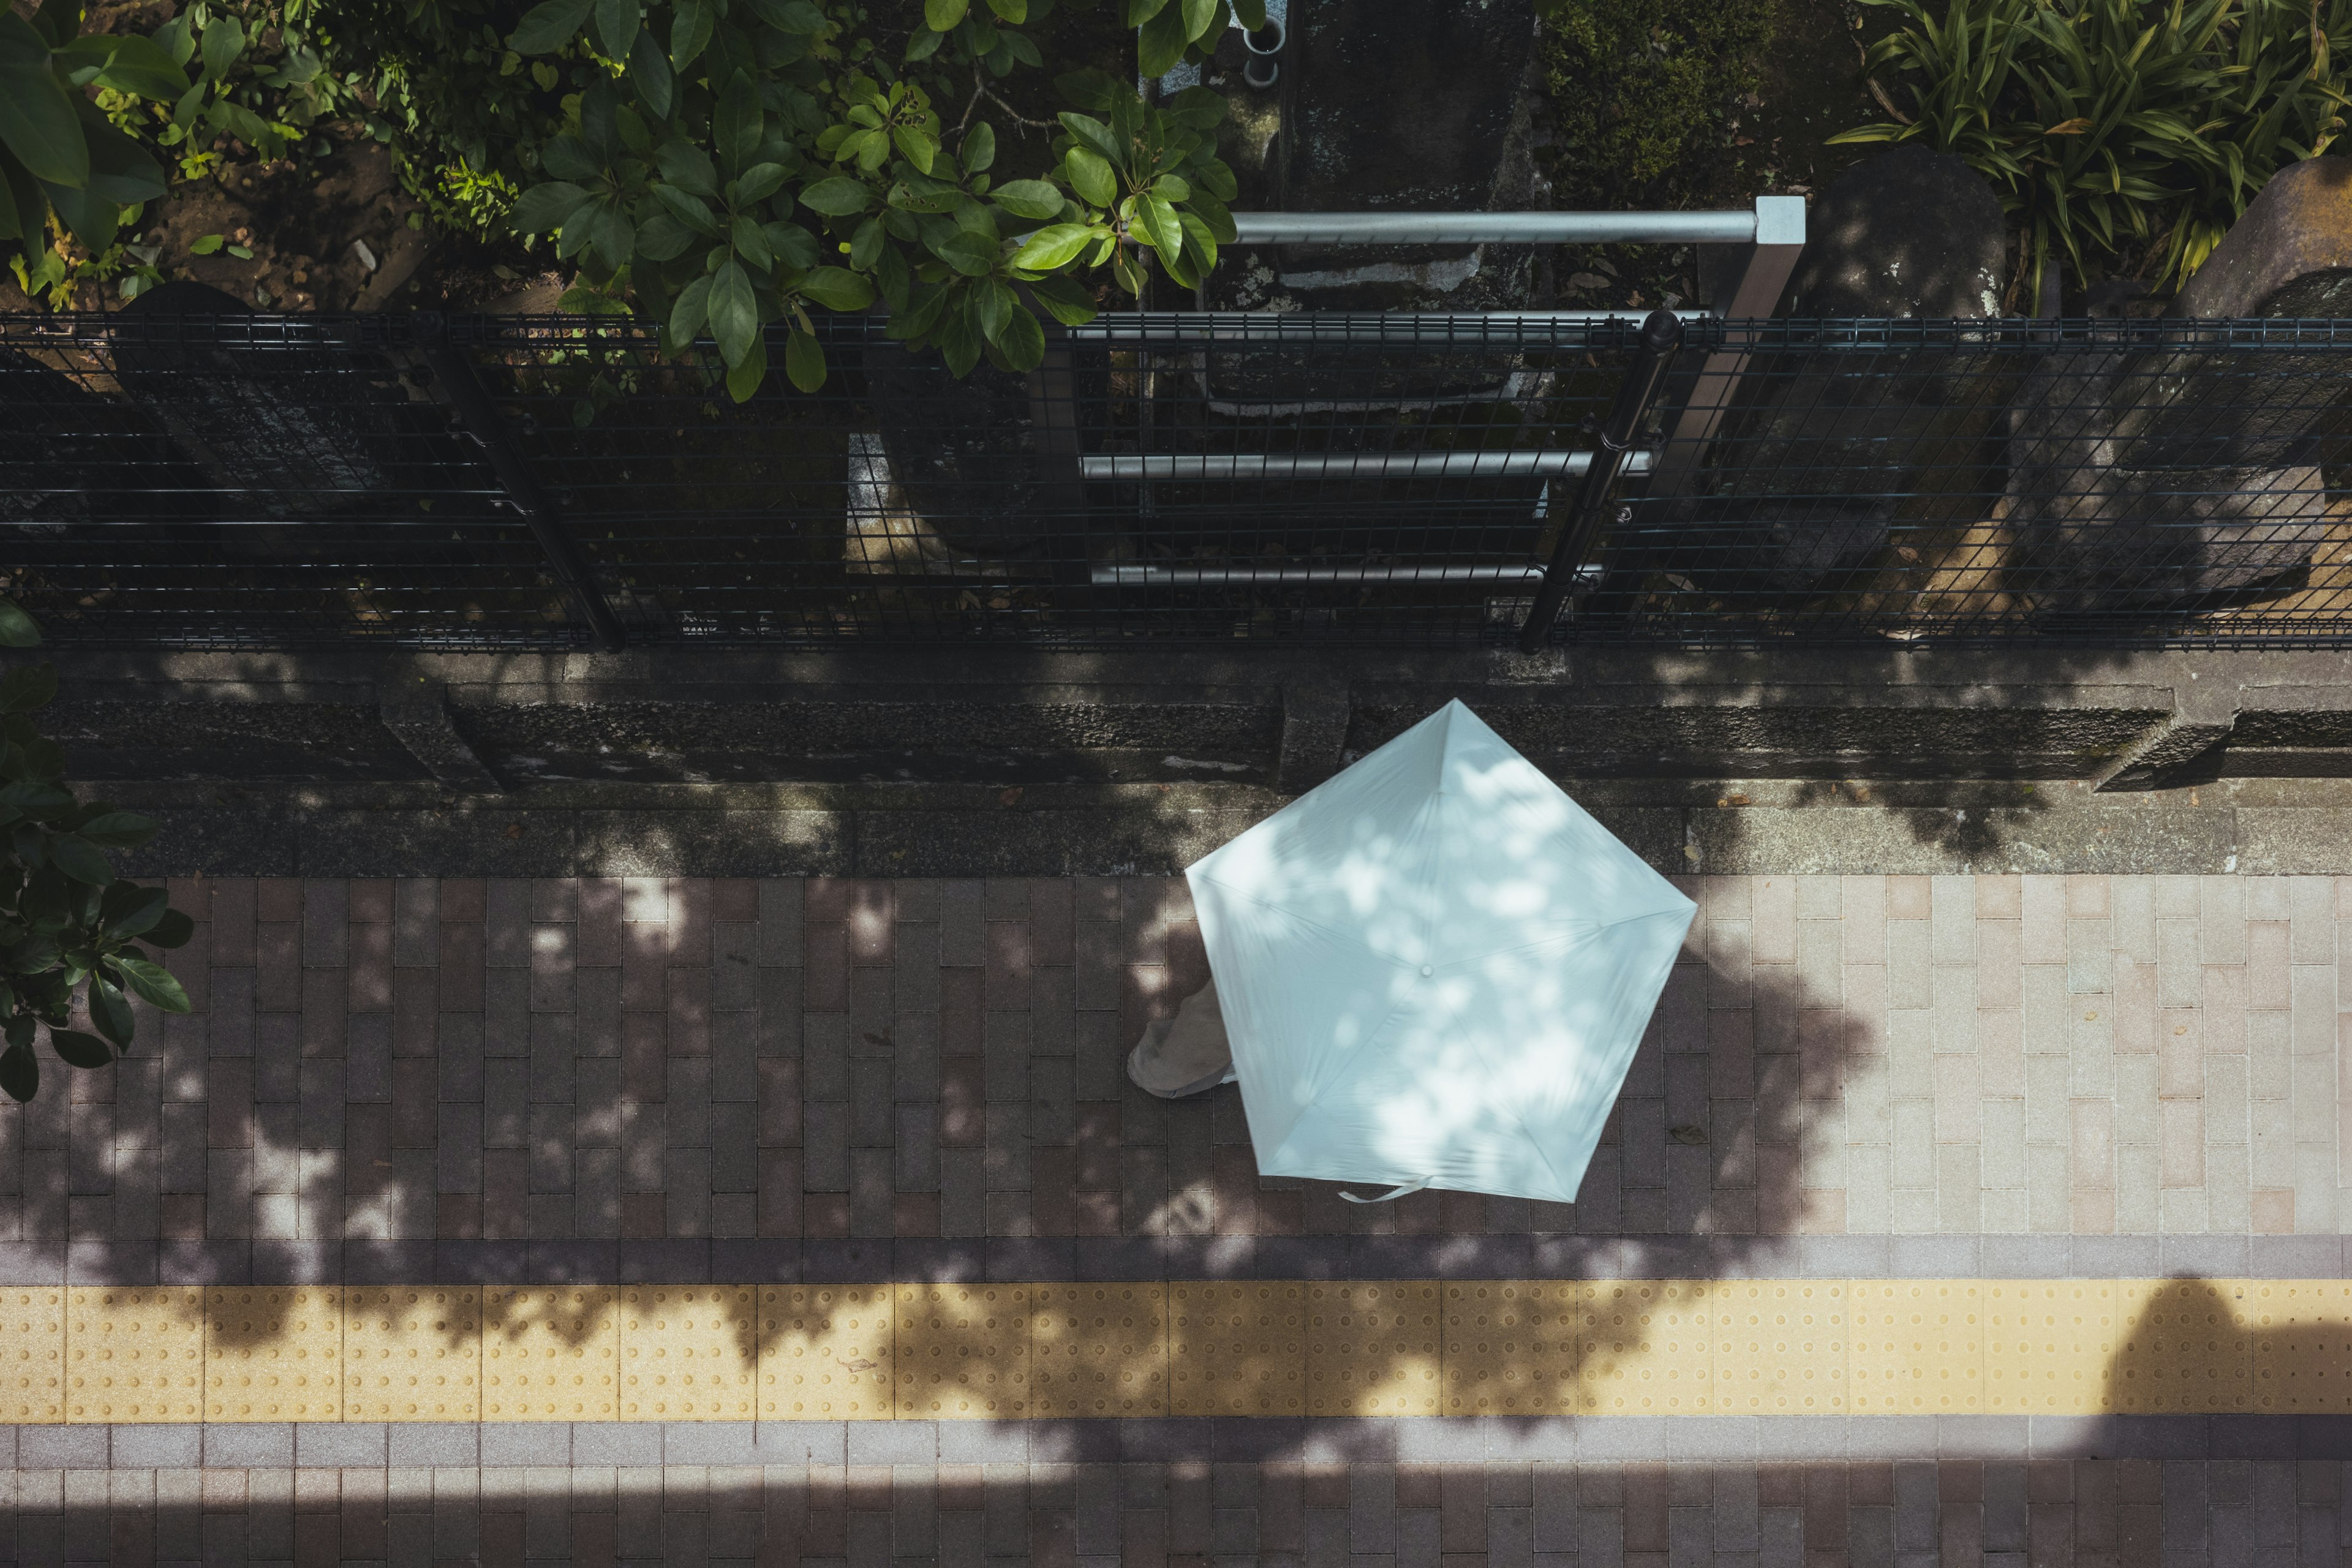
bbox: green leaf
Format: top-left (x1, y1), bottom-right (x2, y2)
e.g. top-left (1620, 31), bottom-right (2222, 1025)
top-left (46, 834), bottom-right (111, 888)
top-left (70, 811), bottom-right (153, 850)
top-left (925, 0), bottom-right (968, 29)
top-left (736, 160), bottom-right (790, 204)
top-left (992, 179), bottom-right (1064, 220)
top-left (0, 603), bottom-right (38, 649)
top-left (1011, 221), bottom-right (1098, 271)
top-left (511, 0), bottom-right (594, 51)
top-left (797, 265), bottom-right (874, 311)
top-left (759, 0), bottom-right (829, 32)
top-left (0, 665), bottom-right (55, 715)
top-left (110, 954), bottom-right (188, 1012)
top-left (59, 35), bottom-right (191, 100)
top-left (1025, 273), bottom-right (1098, 326)
top-left (799, 175), bottom-right (872, 215)
top-left (1180, 0), bottom-right (1217, 45)
top-left (995, 300), bottom-right (1046, 371)
top-left (655, 139), bottom-right (718, 197)
top-left (975, 274), bottom-right (1016, 339)
top-left (783, 328), bottom-right (826, 391)
top-left (595, 0), bottom-right (639, 59)
top-left (988, 0), bottom-right (1027, 20)
top-left (48, 1029), bottom-right (114, 1069)
top-left (77, 107), bottom-right (166, 205)
top-left (1137, 1), bottom-right (1189, 77)
top-left (962, 121), bottom-right (996, 174)
top-left (714, 70), bottom-right (762, 169)
top-left (1063, 148), bottom-right (1115, 206)
top-left (145, 909), bottom-right (193, 950)
top-left (892, 126), bottom-right (937, 176)
top-left (669, 271), bottom-right (713, 343)
top-left (0, 17), bottom-right (89, 187)
top-left (725, 328), bottom-right (769, 400)
top-left (100, 886), bottom-right (165, 939)
top-left (1126, 0), bottom-right (1172, 24)
top-left (731, 211), bottom-right (774, 270)
top-left (932, 227), bottom-right (999, 276)
top-left (708, 257), bottom-right (760, 364)
top-left (198, 14), bottom-right (246, 78)
top-left (86, 976), bottom-right (131, 1046)
top-left (0, 1042), bottom-right (37, 1102)
top-left (628, 30), bottom-right (673, 118)
top-left (1057, 111), bottom-right (1121, 163)
top-left (653, 182), bottom-right (721, 236)
top-left (511, 181), bottom-right (590, 235)
top-left (670, 0), bottom-right (713, 70)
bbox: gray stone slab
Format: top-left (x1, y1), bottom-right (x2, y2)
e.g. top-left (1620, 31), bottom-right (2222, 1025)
top-left (2068, 1235), bottom-right (2164, 1278)
top-left (1665, 1416), bottom-right (1762, 1461)
top-left (202, 1423), bottom-right (293, 1466)
top-left (386, 1423), bottom-right (479, 1467)
top-left (1938, 1415), bottom-right (2031, 1458)
top-left (20, 1425), bottom-right (108, 1468)
top-left (843, 1419), bottom-right (938, 1465)
top-left (2245, 1235), bottom-right (2345, 1278)
top-left (109, 1425), bottom-right (203, 1468)
top-left (1571, 1417), bottom-right (1669, 1463)
top-left (2158, 1235), bottom-right (2249, 1278)
top-left (569, 1423), bottom-right (665, 1467)
top-left (657, 1421), bottom-right (848, 1466)
top-left (1978, 1236), bottom-right (2071, 1278)
top-left (1844, 1417), bottom-right (1940, 1461)
top-left (1791, 1236), bottom-right (1891, 1278)
top-left (1887, 1236), bottom-right (1982, 1277)
top-left (293, 1423), bottom-right (387, 1467)
top-left (478, 1424), bottom-right (571, 1466)
top-left (935, 1420), bottom-right (1030, 1463)
top-left (1387, 1417), bottom-right (1490, 1463)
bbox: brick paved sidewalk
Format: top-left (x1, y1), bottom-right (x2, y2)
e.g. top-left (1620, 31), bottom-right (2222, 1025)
top-left (7, 872), bottom-right (2352, 1566)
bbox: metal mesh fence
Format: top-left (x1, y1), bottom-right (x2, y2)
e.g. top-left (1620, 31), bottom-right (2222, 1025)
top-left (5, 311), bottom-right (2350, 649)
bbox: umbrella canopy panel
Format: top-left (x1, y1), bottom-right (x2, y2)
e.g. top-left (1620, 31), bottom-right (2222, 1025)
top-left (1188, 699), bottom-right (1695, 1203)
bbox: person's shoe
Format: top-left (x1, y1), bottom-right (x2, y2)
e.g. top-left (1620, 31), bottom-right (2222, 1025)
top-left (1126, 978), bottom-right (1235, 1099)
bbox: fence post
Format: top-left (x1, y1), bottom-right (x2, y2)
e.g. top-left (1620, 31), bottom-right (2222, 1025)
top-left (414, 314), bottom-right (628, 653)
top-left (1643, 194), bottom-right (1806, 500)
top-left (1517, 309), bottom-right (1684, 652)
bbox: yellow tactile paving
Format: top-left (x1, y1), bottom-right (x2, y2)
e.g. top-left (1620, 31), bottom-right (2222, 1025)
top-left (1031, 1283), bottom-right (1169, 1417)
top-left (2113, 1278), bottom-right (2249, 1413)
top-left (1, 1276), bottom-right (2345, 1422)
top-left (620, 1286), bottom-right (758, 1420)
top-left (0, 1287), bottom-right (64, 1423)
top-left (1443, 1281), bottom-right (1583, 1415)
top-left (481, 1287), bottom-right (620, 1421)
top-left (1714, 1281), bottom-right (1849, 1414)
top-left (1306, 1281), bottom-right (1441, 1415)
top-left (1169, 1282), bottom-right (1305, 1417)
top-left (1850, 1281), bottom-right (1981, 1414)
top-left (344, 1287), bottom-right (483, 1422)
top-left (2247, 1280), bottom-right (2352, 1412)
top-left (895, 1284), bottom-right (1030, 1419)
top-left (203, 1287), bottom-right (342, 1422)
top-left (758, 1286), bottom-right (894, 1419)
top-left (65, 1287), bottom-right (203, 1423)
top-left (1986, 1281), bottom-right (2119, 1414)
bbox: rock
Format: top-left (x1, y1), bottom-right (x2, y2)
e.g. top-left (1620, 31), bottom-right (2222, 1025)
top-left (1778, 144), bottom-right (2008, 318)
top-left (2170, 155), bottom-right (2352, 318)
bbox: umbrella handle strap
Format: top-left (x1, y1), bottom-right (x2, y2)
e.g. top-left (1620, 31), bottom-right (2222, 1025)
top-left (1340, 1175), bottom-right (1433, 1204)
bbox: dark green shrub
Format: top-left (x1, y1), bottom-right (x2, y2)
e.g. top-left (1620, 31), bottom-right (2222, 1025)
top-left (1537, 0), bottom-right (1777, 211)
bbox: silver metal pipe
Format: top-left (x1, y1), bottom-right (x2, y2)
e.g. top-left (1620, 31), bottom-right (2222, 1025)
top-left (1065, 311), bottom-right (1711, 344)
top-left (1092, 564), bottom-right (1547, 585)
top-left (1231, 211), bottom-right (1760, 246)
top-left (1079, 451), bottom-right (1654, 481)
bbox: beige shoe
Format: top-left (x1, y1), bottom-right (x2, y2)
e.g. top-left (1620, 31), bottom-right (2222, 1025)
top-left (1126, 978), bottom-right (1236, 1099)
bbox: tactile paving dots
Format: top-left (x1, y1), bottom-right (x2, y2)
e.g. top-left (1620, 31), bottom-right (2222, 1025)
top-left (1713, 1281), bottom-right (1847, 1414)
top-left (621, 1287), bottom-right (756, 1420)
top-left (2247, 1280), bottom-right (2352, 1413)
top-left (895, 1284), bottom-right (1029, 1419)
top-left (2111, 1278), bottom-right (2247, 1414)
top-left (1985, 1281), bottom-right (2114, 1414)
top-left (1442, 1282), bottom-right (1585, 1416)
top-left (481, 1287), bottom-right (619, 1421)
top-left (66, 1287), bottom-right (203, 1422)
top-left (344, 1287), bottom-right (482, 1422)
top-left (1585, 1282), bottom-right (1714, 1414)
top-left (1850, 1281), bottom-right (1980, 1414)
top-left (0, 1288), bottom-right (64, 1423)
top-left (1306, 1282), bottom-right (1440, 1416)
top-left (758, 1286), bottom-right (894, 1419)
top-left (204, 1287), bottom-right (342, 1422)
top-left (1031, 1283), bottom-right (1168, 1418)
top-left (1169, 1282), bottom-right (1304, 1417)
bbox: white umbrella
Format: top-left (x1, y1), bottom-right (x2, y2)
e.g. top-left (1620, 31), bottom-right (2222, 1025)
top-left (1186, 699), bottom-right (1695, 1203)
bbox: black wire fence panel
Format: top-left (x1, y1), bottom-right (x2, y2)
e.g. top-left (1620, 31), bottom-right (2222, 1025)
top-left (6, 312), bottom-right (2352, 649)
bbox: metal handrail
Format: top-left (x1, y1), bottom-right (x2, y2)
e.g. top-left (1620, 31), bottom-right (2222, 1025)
top-left (1229, 197), bottom-right (1806, 248)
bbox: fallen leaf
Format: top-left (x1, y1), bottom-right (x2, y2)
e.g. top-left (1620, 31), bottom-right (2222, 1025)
top-left (1670, 1124), bottom-right (1709, 1146)
top-left (999, 786), bottom-right (1023, 806)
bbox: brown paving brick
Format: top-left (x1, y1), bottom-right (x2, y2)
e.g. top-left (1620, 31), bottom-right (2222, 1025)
top-left (438, 1193), bottom-right (481, 1238)
top-left (941, 969), bottom-right (984, 1055)
top-left (1624, 1466), bottom-right (1670, 1551)
top-left (804, 1192), bottom-right (851, 1238)
top-left (620, 1193), bottom-right (666, 1238)
top-left (892, 1193), bottom-right (939, 1236)
top-left (440, 879), bottom-right (487, 922)
top-left (1803, 1466), bottom-right (1847, 1550)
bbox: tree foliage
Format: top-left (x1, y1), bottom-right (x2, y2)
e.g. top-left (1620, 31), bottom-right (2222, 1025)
top-left (0, 603), bottom-right (192, 1106)
top-left (503, 0), bottom-right (1257, 397)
